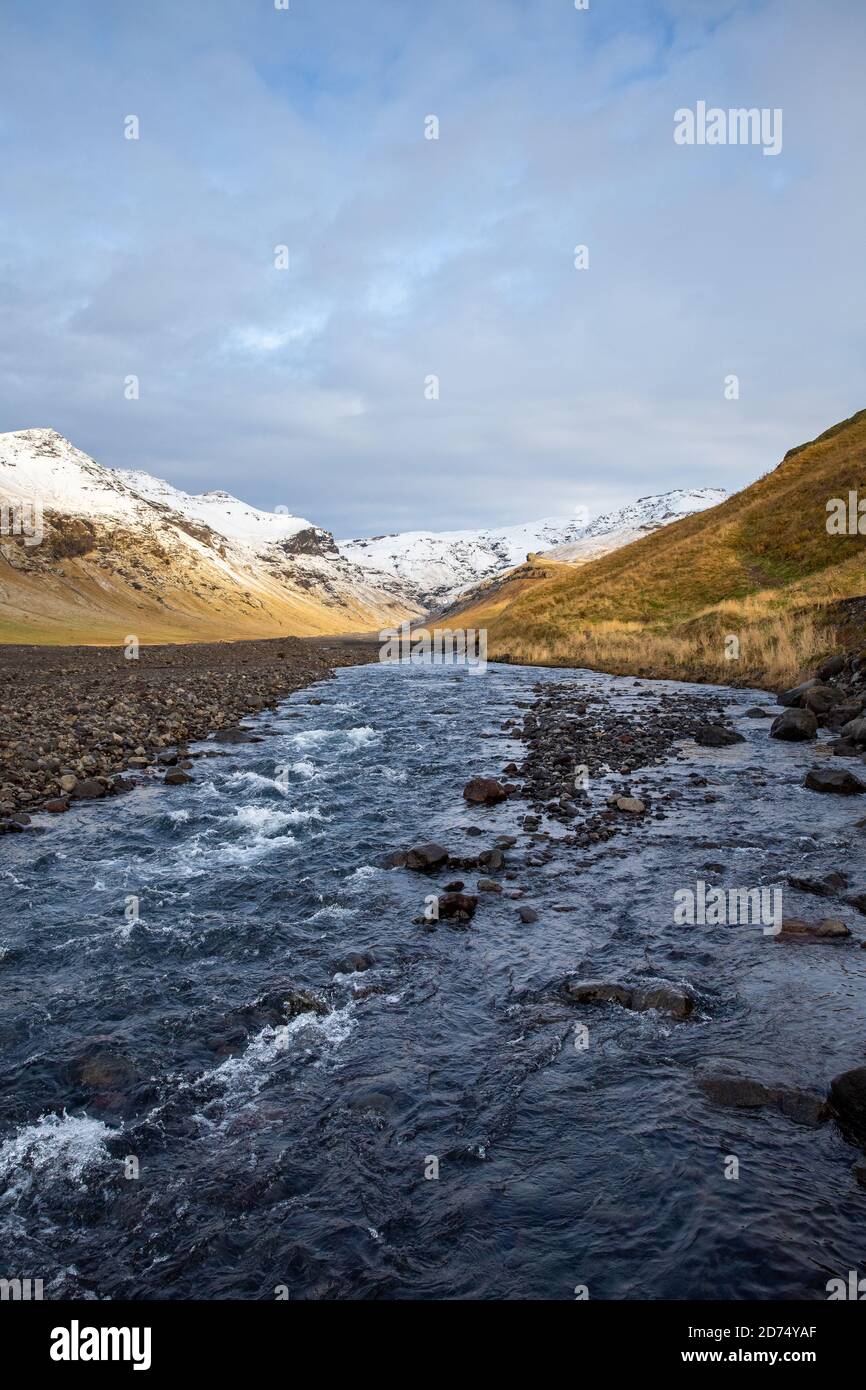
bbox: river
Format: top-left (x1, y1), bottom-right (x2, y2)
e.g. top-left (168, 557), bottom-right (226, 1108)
top-left (1, 660), bottom-right (864, 1300)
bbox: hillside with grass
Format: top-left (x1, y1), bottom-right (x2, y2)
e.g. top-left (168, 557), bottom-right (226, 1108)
top-left (448, 409), bottom-right (866, 687)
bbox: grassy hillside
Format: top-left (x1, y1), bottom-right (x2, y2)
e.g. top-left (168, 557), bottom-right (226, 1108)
top-left (448, 408), bottom-right (866, 686)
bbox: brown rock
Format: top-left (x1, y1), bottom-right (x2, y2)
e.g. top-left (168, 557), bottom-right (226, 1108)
top-left (462, 777), bottom-right (508, 805)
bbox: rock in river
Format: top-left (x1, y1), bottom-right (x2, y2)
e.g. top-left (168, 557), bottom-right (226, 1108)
top-left (405, 843), bottom-right (450, 872)
top-left (697, 1073), bottom-right (827, 1127)
top-left (695, 725), bottom-right (745, 747)
top-left (804, 767), bottom-right (866, 795)
top-left (829, 1067), bottom-right (866, 1147)
top-left (563, 978), bottom-right (694, 1019)
top-left (770, 708), bottom-right (817, 741)
top-left (462, 777), bottom-right (508, 805)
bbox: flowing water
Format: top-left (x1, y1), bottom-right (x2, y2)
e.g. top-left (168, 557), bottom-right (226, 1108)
top-left (1, 661), bottom-right (865, 1300)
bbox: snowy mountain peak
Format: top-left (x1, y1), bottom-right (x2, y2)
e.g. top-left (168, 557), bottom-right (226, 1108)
top-left (340, 487), bottom-right (726, 608)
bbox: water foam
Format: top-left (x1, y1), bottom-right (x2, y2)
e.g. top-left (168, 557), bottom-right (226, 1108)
top-left (0, 1112), bottom-right (115, 1203)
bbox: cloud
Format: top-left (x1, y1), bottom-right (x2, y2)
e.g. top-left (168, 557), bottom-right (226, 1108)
top-left (0, 0), bottom-right (863, 535)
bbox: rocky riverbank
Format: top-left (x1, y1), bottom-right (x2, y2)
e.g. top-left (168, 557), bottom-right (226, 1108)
top-left (0, 637), bottom-right (375, 828)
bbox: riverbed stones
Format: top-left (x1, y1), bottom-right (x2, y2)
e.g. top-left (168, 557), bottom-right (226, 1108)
top-left (695, 724), bottom-right (746, 747)
top-left (164, 770), bottom-right (193, 786)
top-left (43, 797), bottom-right (70, 813)
top-left (613, 795), bottom-right (646, 814)
top-left (804, 766), bottom-right (866, 795)
top-left (829, 1067), bottom-right (866, 1147)
top-left (0, 637), bottom-right (374, 822)
top-left (770, 708), bottom-right (817, 741)
top-left (818, 655), bottom-right (847, 681)
top-left (777, 679), bottom-right (820, 707)
top-left (697, 1073), bottom-right (827, 1127)
top-left (563, 978), bottom-right (694, 1019)
top-left (517, 905), bottom-right (539, 923)
top-left (462, 776), bottom-right (508, 805)
top-left (477, 846), bottom-right (505, 872)
top-left (436, 892), bottom-right (478, 923)
top-left (405, 843), bottom-right (450, 872)
top-left (801, 684), bottom-right (842, 714)
top-left (787, 871), bottom-right (848, 897)
top-left (776, 917), bottom-right (851, 940)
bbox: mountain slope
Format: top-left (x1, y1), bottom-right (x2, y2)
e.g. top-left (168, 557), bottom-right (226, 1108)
top-left (0, 429), bottom-right (421, 644)
top-left (456, 408), bottom-right (866, 684)
top-left (340, 488), bottom-right (725, 609)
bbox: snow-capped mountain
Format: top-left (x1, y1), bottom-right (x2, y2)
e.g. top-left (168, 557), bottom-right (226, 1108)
top-left (340, 489), bottom-right (726, 609)
top-left (542, 488), bottom-right (726, 564)
top-left (0, 427), bottom-right (727, 642)
top-left (0, 429), bottom-right (420, 643)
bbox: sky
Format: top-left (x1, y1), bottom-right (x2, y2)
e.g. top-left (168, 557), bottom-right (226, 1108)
top-left (0, 0), bottom-right (864, 537)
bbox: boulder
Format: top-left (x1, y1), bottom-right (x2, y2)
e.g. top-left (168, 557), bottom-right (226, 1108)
top-left (405, 842), bottom-right (450, 872)
top-left (818, 655), bottom-right (847, 681)
top-left (804, 767), bottom-right (866, 795)
top-left (436, 892), bottom-right (478, 922)
top-left (164, 770), bottom-right (193, 786)
top-left (777, 679), bottom-right (820, 708)
top-left (770, 708), bottom-right (817, 741)
top-left (462, 777), bottom-right (508, 805)
top-left (826, 701), bottom-right (865, 730)
top-left (697, 1073), bottom-right (827, 1128)
top-left (43, 797), bottom-right (70, 813)
top-left (614, 795), bottom-right (646, 814)
top-left (477, 846), bottom-right (505, 872)
top-left (801, 684), bottom-right (841, 714)
top-left (476, 878), bottom-right (502, 893)
top-left (563, 978), bottom-right (693, 1019)
top-left (841, 717), bottom-right (866, 744)
top-left (695, 725), bottom-right (745, 747)
top-left (787, 871), bottom-right (847, 897)
top-left (517, 905), bottom-right (539, 924)
top-left (71, 778), bottom-right (106, 799)
top-left (744, 707), bottom-right (774, 718)
top-left (829, 1067), bottom-right (866, 1147)
top-left (777, 917), bottom-right (851, 940)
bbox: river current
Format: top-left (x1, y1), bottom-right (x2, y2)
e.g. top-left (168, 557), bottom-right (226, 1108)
top-left (1, 661), bottom-right (865, 1300)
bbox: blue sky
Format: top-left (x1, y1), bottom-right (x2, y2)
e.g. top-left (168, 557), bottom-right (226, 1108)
top-left (0, 0), bottom-right (863, 536)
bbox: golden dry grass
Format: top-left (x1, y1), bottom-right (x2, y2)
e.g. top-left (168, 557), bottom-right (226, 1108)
top-left (442, 407), bottom-right (866, 687)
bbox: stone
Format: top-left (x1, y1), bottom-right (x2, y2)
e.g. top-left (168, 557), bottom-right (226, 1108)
top-left (462, 777), bottom-right (508, 805)
top-left (697, 1073), bottom-right (827, 1128)
top-left (777, 917), bottom-right (851, 940)
top-left (695, 725), bottom-right (745, 747)
top-left (405, 843), bottom-right (450, 872)
top-left (777, 679), bottom-right (820, 708)
top-left (770, 708), bottom-right (817, 741)
top-left (804, 767), bottom-right (866, 795)
top-left (563, 978), bottom-right (694, 1019)
top-left (829, 1067), bottom-right (866, 1147)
